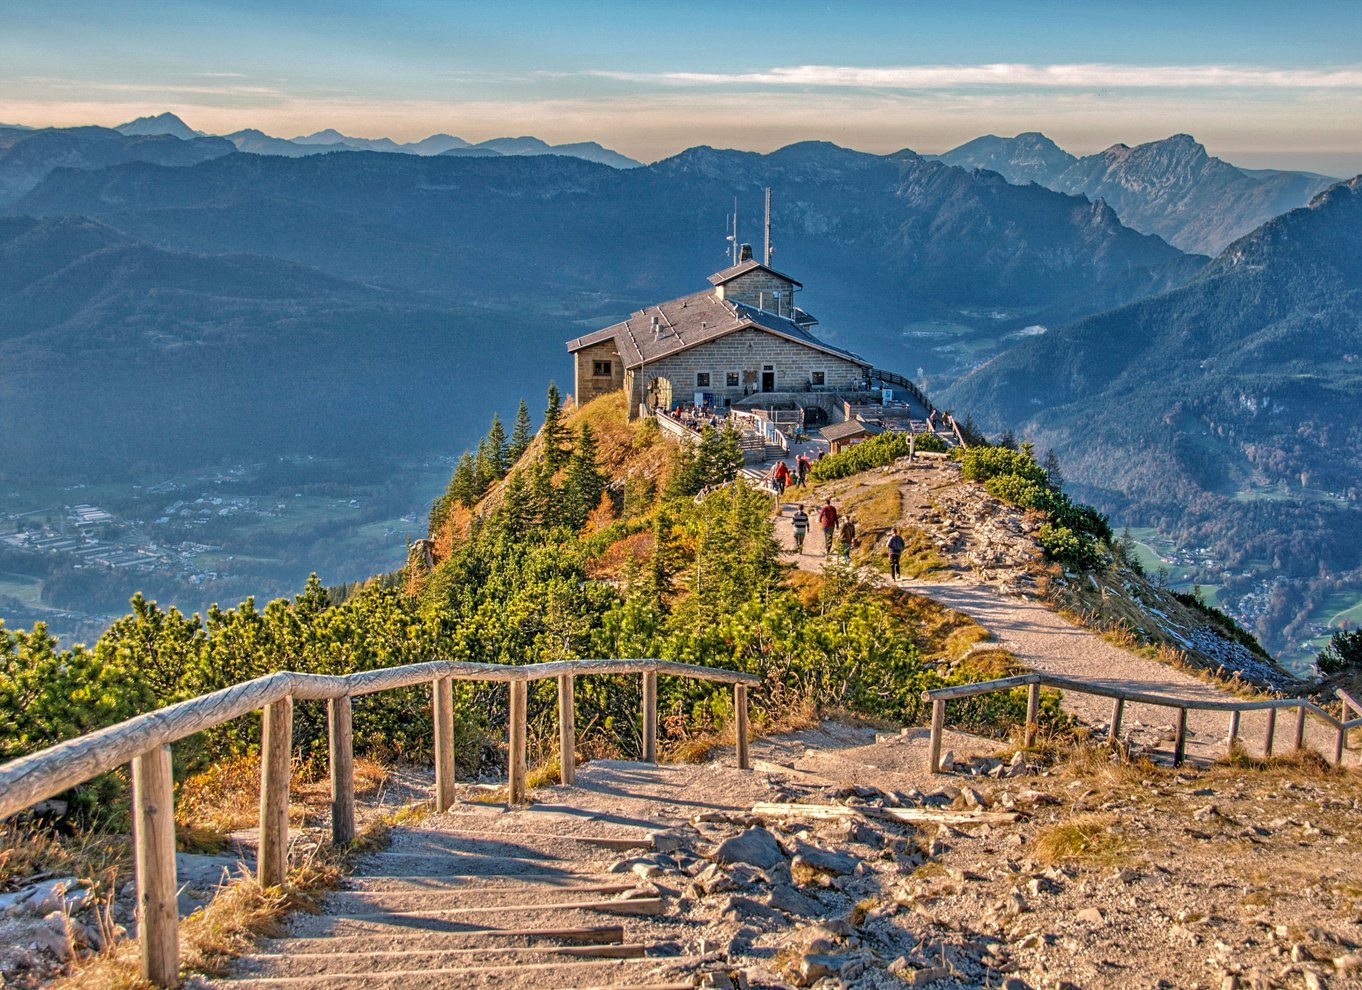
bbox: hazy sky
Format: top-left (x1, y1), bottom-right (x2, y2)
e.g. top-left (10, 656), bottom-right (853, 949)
top-left (4, 0), bottom-right (1362, 174)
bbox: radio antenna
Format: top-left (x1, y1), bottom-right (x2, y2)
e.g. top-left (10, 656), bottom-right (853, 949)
top-left (763, 187), bottom-right (772, 266)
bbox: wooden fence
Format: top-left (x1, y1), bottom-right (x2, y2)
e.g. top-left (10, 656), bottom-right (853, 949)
top-left (924, 673), bottom-right (1362, 773)
top-left (0, 658), bottom-right (759, 987)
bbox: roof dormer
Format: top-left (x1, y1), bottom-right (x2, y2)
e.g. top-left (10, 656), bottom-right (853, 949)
top-left (708, 247), bottom-right (803, 318)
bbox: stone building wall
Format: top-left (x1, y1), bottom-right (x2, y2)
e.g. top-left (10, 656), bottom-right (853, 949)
top-left (572, 339), bottom-right (624, 405)
top-left (625, 327), bottom-right (866, 416)
top-left (717, 271), bottom-right (798, 317)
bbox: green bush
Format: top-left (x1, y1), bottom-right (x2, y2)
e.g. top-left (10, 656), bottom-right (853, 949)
top-left (809, 431), bottom-right (943, 482)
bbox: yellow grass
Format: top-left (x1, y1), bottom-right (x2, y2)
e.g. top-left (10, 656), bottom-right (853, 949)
top-left (1033, 812), bottom-right (1124, 865)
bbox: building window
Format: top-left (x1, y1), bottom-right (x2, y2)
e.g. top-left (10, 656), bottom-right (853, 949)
top-left (696, 372), bottom-right (711, 388)
top-left (811, 370), bottom-right (826, 386)
top-left (726, 371), bottom-right (740, 387)
top-left (592, 360), bottom-right (612, 377)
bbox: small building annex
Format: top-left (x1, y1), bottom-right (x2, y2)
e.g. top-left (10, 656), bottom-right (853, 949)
top-left (566, 251), bottom-right (872, 419)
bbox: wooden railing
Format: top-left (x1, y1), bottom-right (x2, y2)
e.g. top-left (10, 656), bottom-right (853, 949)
top-left (0, 657), bottom-right (758, 987)
top-left (924, 672), bottom-right (1361, 773)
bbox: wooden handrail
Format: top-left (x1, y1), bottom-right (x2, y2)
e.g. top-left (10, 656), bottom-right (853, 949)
top-left (0, 655), bottom-right (758, 986)
top-left (923, 672), bottom-right (1358, 773)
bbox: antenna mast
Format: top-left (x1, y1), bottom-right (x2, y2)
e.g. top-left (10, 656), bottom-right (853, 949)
top-left (732, 197), bottom-right (739, 266)
top-left (763, 187), bottom-right (772, 266)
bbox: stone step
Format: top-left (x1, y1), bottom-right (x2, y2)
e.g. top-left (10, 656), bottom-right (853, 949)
top-left (342, 873), bottom-right (623, 893)
top-left (321, 882), bottom-right (645, 914)
top-left (259, 924), bottom-right (627, 954)
top-left (212, 954), bottom-right (704, 989)
top-left (232, 942), bottom-right (653, 978)
top-left (285, 897), bottom-right (667, 938)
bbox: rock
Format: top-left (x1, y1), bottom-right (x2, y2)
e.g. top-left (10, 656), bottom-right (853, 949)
top-left (721, 895), bottom-right (787, 924)
top-left (1302, 972), bottom-right (1326, 990)
top-left (902, 964), bottom-right (949, 986)
top-left (1076, 907), bottom-right (1105, 926)
top-left (1016, 933), bottom-right (1044, 949)
top-left (795, 953), bottom-right (840, 986)
top-left (1292, 944), bottom-right (1315, 963)
top-left (1026, 877), bottom-right (1058, 897)
top-left (726, 926), bottom-right (756, 956)
top-left (608, 856), bottom-right (653, 874)
top-left (839, 958), bottom-right (865, 981)
top-left (767, 883), bottom-right (821, 917)
top-left (649, 829), bottom-right (691, 854)
top-left (28, 915), bottom-right (73, 961)
top-left (11, 878), bottom-right (86, 917)
top-left (1001, 979), bottom-right (1032, 990)
top-left (938, 750), bottom-right (956, 771)
top-left (790, 840), bottom-right (858, 876)
top-left (1335, 954), bottom-right (1362, 975)
top-left (713, 829), bottom-right (786, 871)
top-left (960, 786), bottom-right (989, 809)
top-left (693, 863), bottom-right (738, 895)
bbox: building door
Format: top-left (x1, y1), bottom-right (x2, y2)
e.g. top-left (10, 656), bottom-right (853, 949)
top-left (761, 369), bottom-right (776, 392)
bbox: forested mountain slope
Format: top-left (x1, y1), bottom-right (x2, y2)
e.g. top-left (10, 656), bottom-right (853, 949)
top-left (943, 177), bottom-right (1362, 654)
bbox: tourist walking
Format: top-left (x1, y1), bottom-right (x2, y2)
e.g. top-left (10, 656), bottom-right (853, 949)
top-left (818, 500), bottom-right (838, 555)
top-left (791, 504), bottom-right (809, 554)
top-left (839, 516), bottom-right (856, 560)
top-left (773, 459), bottom-right (790, 495)
top-left (795, 454), bottom-right (810, 487)
top-left (886, 527), bottom-right (905, 581)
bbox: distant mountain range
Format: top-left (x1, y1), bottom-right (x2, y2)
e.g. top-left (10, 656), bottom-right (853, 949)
top-left (114, 112), bottom-right (642, 168)
top-left (8, 140), bottom-right (1199, 375)
top-left (931, 132), bottom-right (1336, 256)
top-left (943, 176), bottom-right (1362, 654)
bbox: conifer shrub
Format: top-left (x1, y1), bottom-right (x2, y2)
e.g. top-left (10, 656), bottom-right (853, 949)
top-left (809, 431), bottom-right (945, 482)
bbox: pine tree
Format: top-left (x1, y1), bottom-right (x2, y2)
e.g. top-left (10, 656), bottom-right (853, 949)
top-left (473, 435), bottom-right (495, 494)
top-left (999, 429), bottom-right (1018, 451)
top-left (562, 423), bottom-right (605, 529)
top-left (542, 383), bottom-right (568, 473)
top-left (1042, 449), bottom-right (1064, 488)
top-left (714, 425), bottom-right (746, 483)
top-left (508, 399), bottom-right (532, 464)
top-left (497, 470), bottom-right (532, 536)
top-left (451, 452), bottom-right (477, 507)
top-left (486, 413), bottom-right (508, 477)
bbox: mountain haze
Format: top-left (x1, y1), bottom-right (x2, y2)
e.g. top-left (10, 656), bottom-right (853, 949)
top-left (935, 132), bottom-right (1334, 256)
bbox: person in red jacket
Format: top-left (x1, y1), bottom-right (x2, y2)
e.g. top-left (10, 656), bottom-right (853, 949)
top-left (818, 500), bottom-right (838, 555)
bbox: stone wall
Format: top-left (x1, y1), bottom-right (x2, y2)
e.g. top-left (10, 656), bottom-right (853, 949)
top-left (717, 271), bottom-right (798, 317)
top-left (573, 339), bottom-right (625, 405)
top-left (629, 327), bottom-right (866, 416)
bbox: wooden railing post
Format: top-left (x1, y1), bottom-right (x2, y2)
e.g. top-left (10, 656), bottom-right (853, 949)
top-left (929, 698), bottom-right (945, 773)
top-left (1024, 681), bottom-right (1040, 748)
top-left (433, 677), bottom-right (456, 812)
top-left (132, 745), bottom-right (178, 988)
top-left (508, 680), bottom-right (527, 804)
top-left (734, 684), bottom-right (750, 770)
top-left (558, 675), bottom-right (575, 785)
top-left (1172, 708), bottom-right (1188, 766)
top-left (1293, 704), bottom-right (1307, 751)
top-left (642, 671), bottom-right (658, 764)
top-left (1335, 725), bottom-right (1346, 766)
top-left (259, 696), bottom-right (293, 889)
top-left (1263, 707), bottom-right (1277, 758)
top-left (1108, 697), bottom-right (1124, 743)
top-left (327, 696), bottom-right (355, 846)
top-left (1227, 709), bottom-right (1241, 748)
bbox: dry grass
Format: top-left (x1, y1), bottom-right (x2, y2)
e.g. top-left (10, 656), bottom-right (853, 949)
top-left (0, 821), bottom-right (132, 893)
top-left (51, 800), bottom-right (420, 990)
top-left (1033, 812), bottom-right (1124, 865)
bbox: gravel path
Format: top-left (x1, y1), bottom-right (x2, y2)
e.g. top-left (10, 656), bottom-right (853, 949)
top-left (771, 503), bottom-right (1347, 765)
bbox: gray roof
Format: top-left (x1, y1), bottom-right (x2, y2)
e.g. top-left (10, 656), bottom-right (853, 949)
top-left (707, 260), bottom-right (802, 288)
top-left (565, 288), bottom-right (866, 369)
top-left (821, 419), bottom-right (884, 443)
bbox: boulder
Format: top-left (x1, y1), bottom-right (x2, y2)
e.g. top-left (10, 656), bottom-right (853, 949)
top-left (790, 840), bottom-right (857, 876)
top-left (712, 828), bottom-right (786, 871)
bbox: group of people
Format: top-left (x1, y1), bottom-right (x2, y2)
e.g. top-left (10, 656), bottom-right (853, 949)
top-left (787, 499), bottom-right (908, 579)
top-left (767, 452), bottom-right (813, 497)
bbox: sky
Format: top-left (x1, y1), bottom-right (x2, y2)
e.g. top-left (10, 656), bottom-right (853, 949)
top-left (4, 0), bottom-right (1362, 175)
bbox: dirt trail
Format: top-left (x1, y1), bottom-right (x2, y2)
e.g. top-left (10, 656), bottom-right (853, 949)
top-left (771, 501), bottom-right (1346, 766)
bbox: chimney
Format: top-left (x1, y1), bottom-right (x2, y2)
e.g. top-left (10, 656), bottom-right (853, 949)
top-left (738, 243), bottom-right (753, 262)
top-left (651, 315), bottom-right (662, 339)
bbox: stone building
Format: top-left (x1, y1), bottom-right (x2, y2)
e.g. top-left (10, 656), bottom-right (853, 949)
top-left (566, 253), bottom-right (872, 418)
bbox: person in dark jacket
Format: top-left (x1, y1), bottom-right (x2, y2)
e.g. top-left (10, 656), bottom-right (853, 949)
top-left (818, 501), bottom-right (838, 555)
top-left (886, 527), bottom-right (905, 581)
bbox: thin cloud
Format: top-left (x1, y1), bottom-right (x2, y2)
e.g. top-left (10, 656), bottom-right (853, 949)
top-left (585, 63), bottom-right (1362, 90)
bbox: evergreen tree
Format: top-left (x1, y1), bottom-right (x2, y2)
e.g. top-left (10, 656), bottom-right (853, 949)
top-left (1043, 449), bottom-right (1064, 488)
top-left (487, 413), bottom-right (508, 477)
top-left (562, 424), bottom-right (606, 529)
top-left (497, 470), bottom-right (533, 536)
top-left (450, 452), bottom-right (477, 508)
top-left (473, 435), bottom-right (495, 494)
top-left (508, 399), bottom-right (533, 464)
top-left (998, 429), bottom-right (1018, 451)
top-left (542, 383), bottom-right (568, 473)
